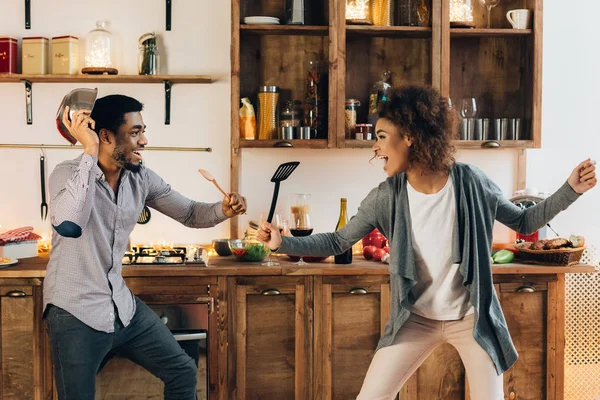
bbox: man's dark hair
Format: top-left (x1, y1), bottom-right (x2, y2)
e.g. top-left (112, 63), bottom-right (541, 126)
top-left (90, 95), bottom-right (144, 135)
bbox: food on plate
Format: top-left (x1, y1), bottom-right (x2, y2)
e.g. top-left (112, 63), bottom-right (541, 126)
top-left (569, 235), bottom-right (585, 248)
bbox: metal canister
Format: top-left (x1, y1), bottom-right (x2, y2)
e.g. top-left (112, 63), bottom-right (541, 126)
top-left (257, 86), bottom-right (280, 140)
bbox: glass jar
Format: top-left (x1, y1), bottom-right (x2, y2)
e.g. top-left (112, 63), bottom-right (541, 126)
top-left (449, 0), bottom-right (474, 27)
top-left (345, 0), bottom-right (372, 24)
top-left (84, 21), bottom-right (113, 69)
top-left (280, 100), bottom-right (301, 128)
top-left (368, 71), bottom-right (393, 126)
top-left (355, 123), bottom-right (373, 140)
top-left (344, 99), bottom-right (361, 138)
top-left (257, 86), bottom-right (280, 140)
top-left (138, 32), bottom-right (159, 75)
top-left (398, 0), bottom-right (430, 26)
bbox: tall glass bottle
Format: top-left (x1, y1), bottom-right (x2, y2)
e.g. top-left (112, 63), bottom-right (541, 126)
top-left (367, 71), bottom-right (393, 126)
top-left (334, 198), bottom-right (353, 264)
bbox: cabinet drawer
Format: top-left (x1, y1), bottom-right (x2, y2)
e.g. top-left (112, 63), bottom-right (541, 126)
top-left (0, 286), bottom-right (33, 296)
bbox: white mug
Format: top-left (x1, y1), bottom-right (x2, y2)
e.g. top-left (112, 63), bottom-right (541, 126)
top-left (506, 9), bottom-right (531, 29)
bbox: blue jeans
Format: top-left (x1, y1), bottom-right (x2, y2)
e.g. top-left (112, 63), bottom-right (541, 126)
top-left (45, 297), bottom-right (197, 400)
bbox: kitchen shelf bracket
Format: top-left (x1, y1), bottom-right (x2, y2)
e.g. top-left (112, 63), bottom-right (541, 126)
top-left (25, 0), bottom-right (31, 29)
top-left (166, 0), bottom-right (172, 31)
top-left (23, 79), bottom-right (33, 125)
top-left (164, 79), bottom-right (172, 125)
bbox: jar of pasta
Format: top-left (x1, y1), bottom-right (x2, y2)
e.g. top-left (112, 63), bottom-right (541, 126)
top-left (344, 99), bottom-right (360, 138)
top-left (257, 86), bottom-right (280, 140)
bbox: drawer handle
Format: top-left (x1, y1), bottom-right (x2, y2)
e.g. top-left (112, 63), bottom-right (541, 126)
top-left (509, 391), bottom-right (516, 399)
top-left (516, 286), bottom-right (535, 293)
top-left (6, 290), bottom-right (27, 297)
top-left (483, 140), bottom-right (501, 148)
top-left (261, 289), bottom-right (281, 296)
top-left (349, 288), bottom-right (368, 295)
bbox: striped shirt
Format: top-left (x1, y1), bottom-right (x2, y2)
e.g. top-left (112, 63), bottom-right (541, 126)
top-left (43, 154), bottom-right (227, 332)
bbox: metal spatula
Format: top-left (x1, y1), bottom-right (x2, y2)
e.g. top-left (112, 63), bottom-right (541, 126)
top-left (267, 162), bottom-right (300, 223)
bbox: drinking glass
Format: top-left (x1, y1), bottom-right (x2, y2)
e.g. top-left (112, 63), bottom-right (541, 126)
top-left (478, 0), bottom-right (501, 28)
top-left (290, 193), bottom-right (313, 266)
top-left (260, 212), bottom-right (285, 266)
top-left (460, 97), bottom-right (477, 118)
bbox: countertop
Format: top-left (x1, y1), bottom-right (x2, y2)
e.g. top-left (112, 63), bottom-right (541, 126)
top-left (0, 254), bottom-right (596, 279)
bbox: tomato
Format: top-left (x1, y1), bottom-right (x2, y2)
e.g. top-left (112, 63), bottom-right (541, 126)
top-left (373, 248), bottom-right (387, 261)
top-left (233, 249), bottom-right (247, 257)
top-left (383, 246), bottom-right (390, 254)
top-left (363, 245), bottom-right (377, 260)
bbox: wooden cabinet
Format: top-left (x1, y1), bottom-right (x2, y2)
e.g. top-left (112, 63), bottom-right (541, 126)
top-left (314, 275), bottom-right (390, 399)
top-left (399, 274), bottom-right (563, 400)
top-left (227, 276), bottom-right (313, 399)
top-left (0, 278), bottom-right (51, 400)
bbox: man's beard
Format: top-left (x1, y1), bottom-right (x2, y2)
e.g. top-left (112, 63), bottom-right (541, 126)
top-left (113, 146), bottom-right (142, 173)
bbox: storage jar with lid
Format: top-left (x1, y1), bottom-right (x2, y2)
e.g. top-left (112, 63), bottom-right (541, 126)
top-left (355, 123), bottom-right (373, 140)
top-left (280, 100), bottom-right (301, 128)
top-left (0, 37), bottom-right (18, 74)
top-left (344, 99), bottom-right (361, 138)
top-left (22, 37), bottom-right (49, 74)
top-left (257, 86), bottom-right (280, 140)
top-left (52, 36), bottom-right (79, 74)
top-left (83, 21), bottom-right (115, 73)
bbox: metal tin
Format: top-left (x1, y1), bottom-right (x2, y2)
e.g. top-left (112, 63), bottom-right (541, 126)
top-left (0, 36), bottom-right (18, 74)
top-left (52, 36), bottom-right (79, 75)
top-left (355, 123), bottom-right (373, 140)
top-left (299, 127), bottom-right (312, 139)
top-left (22, 37), bottom-right (49, 74)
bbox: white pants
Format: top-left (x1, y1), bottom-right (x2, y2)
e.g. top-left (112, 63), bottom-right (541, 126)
top-left (357, 313), bottom-right (504, 400)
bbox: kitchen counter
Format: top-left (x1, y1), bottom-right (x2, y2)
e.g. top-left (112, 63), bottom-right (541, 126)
top-left (1, 254), bottom-right (596, 278)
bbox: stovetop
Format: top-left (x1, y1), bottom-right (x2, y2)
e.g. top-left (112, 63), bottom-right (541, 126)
top-left (122, 246), bottom-right (207, 266)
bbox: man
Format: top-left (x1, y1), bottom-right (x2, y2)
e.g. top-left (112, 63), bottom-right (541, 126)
top-left (44, 94), bottom-right (246, 399)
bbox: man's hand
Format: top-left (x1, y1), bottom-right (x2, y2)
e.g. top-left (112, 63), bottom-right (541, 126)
top-left (568, 159), bottom-right (597, 194)
top-left (62, 107), bottom-right (99, 156)
top-left (222, 193), bottom-right (247, 217)
top-left (256, 220), bottom-right (282, 251)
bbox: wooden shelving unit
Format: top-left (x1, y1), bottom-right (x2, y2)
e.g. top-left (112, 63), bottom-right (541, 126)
top-left (239, 139), bottom-right (328, 149)
top-left (231, 0), bottom-right (543, 236)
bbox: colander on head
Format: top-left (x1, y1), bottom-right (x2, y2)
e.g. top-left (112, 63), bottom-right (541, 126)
top-left (55, 88), bottom-right (98, 145)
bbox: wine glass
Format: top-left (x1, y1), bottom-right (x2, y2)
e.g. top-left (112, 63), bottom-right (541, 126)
top-left (478, 0), bottom-right (501, 29)
top-left (260, 211), bottom-right (285, 266)
top-left (290, 193), bottom-right (313, 266)
top-left (460, 98), bottom-right (477, 119)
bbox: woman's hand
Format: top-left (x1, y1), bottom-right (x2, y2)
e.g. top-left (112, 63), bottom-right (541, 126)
top-left (568, 159), bottom-right (597, 194)
top-left (62, 107), bottom-right (98, 156)
top-left (257, 220), bottom-right (282, 251)
top-left (222, 193), bottom-right (247, 217)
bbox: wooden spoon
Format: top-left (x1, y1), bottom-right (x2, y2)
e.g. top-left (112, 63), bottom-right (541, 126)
top-left (198, 169), bottom-right (230, 200)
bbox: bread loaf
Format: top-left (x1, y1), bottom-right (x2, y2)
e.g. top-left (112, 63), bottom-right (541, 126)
top-left (569, 235), bottom-right (585, 248)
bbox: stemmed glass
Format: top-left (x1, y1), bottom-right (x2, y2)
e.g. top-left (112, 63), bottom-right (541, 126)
top-left (478, 0), bottom-right (501, 29)
top-left (260, 211), bottom-right (286, 266)
top-left (290, 193), bottom-right (313, 266)
top-left (460, 98), bottom-right (477, 118)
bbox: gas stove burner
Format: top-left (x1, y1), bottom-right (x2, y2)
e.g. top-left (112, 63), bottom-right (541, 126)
top-left (123, 245), bottom-right (208, 266)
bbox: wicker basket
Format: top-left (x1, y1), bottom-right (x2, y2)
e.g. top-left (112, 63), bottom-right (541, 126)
top-left (516, 243), bottom-right (586, 266)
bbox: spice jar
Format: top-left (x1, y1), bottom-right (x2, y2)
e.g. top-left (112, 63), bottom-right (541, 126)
top-left (280, 100), bottom-right (301, 128)
top-left (257, 86), bottom-right (280, 140)
top-left (344, 99), bottom-right (361, 139)
top-left (355, 123), bottom-right (373, 140)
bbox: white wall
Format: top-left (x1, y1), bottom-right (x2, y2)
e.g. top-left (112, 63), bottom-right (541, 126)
top-left (0, 0), bottom-right (597, 250)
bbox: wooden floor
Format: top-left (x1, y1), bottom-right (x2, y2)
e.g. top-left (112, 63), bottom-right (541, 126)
top-left (95, 354), bottom-right (207, 399)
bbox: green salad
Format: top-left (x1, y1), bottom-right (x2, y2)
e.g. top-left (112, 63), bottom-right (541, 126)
top-left (231, 241), bottom-right (270, 262)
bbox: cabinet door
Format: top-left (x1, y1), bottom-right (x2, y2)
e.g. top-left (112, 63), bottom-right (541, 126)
top-left (0, 282), bottom-right (49, 400)
top-left (496, 277), bottom-right (555, 400)
top-left (314, 275), bottom-right (390, 400)
top-left (228, 276), bottom-right (313, 400)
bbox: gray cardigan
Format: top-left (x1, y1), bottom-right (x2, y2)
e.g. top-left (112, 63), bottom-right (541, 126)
top-left (277, 163), bottom-right (580, 374)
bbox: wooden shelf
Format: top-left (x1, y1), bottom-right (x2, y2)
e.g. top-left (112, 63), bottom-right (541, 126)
top-left (450, 28), bottom-right (532, 38)
top-left (0, 74), bottom-right (212, 84)
top-left (240, 24), bottom-right (328, 35)
top-left (345, 140), bottom-right (534, 149)
top-left (346, 26), bottom-right (432, 38)
top-left (239, 139), bottom-right (328, 149)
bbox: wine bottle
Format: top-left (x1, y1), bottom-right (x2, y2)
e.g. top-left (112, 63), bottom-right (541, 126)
top-left (334, 198), bottom-right (353, 264)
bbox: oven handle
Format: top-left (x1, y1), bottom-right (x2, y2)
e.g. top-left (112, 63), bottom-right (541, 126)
top-left (173, 332), bottom-right (207, 342)
top-left (195, 296), bottom-right (215, 314)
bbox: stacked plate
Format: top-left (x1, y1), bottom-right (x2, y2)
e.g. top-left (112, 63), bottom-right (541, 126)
top-left (244, 16), bottom-right (280, 25)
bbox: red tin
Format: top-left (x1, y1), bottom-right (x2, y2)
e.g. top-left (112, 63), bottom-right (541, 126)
top-left (0, 36), bottom-right (18, 74)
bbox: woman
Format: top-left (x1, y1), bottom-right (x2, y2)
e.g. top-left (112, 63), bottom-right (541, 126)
top-left (257, 84), bottom-right (596, 400)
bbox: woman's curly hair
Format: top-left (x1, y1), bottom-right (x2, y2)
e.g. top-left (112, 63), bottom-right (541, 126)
top-left (378, 84), bottom-right (457, 172)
